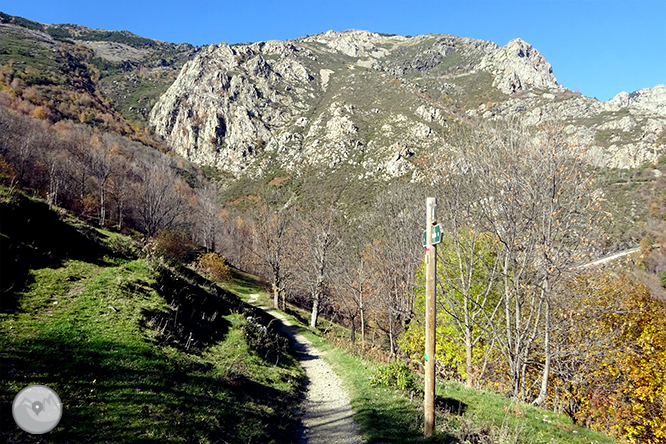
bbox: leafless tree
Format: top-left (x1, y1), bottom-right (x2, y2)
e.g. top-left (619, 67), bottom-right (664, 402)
top-left (366, 182), bottom-right (424, 357)
top-left (43, 141), bottom-right (68, 210)
top-left (293, 174), bottom-right (345, 329)
top-left (252, 193), bottom-right (298, 309)
top-left (89, 132), bottom-right (117, 227)
top-left (452, 119), bottom-right (605, 402)
top-left (62, 124), bottom-right (94, 202)
top-left (329, 216), bottom-right (375, 345)
top-left (132, 160), bottom-right (186, 237)
top-left (433, 161), bottom-right (503, 387)
top-left (195, 182), bottom-right (223, 252)
top-left (297, 203), bottom-right (339, 328)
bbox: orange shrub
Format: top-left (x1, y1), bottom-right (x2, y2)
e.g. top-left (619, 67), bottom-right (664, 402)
top-left (196, 252), bottom-right (231, 282)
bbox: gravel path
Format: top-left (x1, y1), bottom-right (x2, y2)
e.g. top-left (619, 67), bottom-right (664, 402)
top-left (247, 295), bottom-right (365, 444)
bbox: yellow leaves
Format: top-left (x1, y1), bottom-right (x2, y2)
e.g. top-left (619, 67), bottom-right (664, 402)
top-left (31, 106), bottom-right (47, 120)
top-left (570, 271), bottom-right (666, 443)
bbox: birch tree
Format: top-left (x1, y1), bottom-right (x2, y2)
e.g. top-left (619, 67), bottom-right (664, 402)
top-left (422, 119), bottom-right (605, 401)
top-left (133, 160), bottom-right (186, 237)
top-left (195, 182), bottom-right (223, 252)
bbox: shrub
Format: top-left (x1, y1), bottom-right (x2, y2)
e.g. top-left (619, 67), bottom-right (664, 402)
top-left (153, 230), bottom-right (194, 263)
top-left (196, 252), bottom-right (231, 282)
top-left (241, 312), bottom-right (288, 364)
top-left (31, 106), bottom-right (46, 120)
top-left (370, 362), bottom-right (420, 392)
top-left (107, 234), bottom-right (139, 258)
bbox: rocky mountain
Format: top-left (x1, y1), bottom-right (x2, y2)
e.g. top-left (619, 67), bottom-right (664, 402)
top-left (2, 11), bottom-right (664, 178)
top-left (149, 30), bottom-right (666, 177)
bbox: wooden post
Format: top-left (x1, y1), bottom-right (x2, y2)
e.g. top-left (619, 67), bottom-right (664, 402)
top-left (424, 197), bottom-right (437, 437)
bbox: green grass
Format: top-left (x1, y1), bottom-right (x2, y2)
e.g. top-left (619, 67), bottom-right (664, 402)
top-left (100, 71), bottom-right (179, 123)
top-left (0, 189), bottom-right (304, 443)
top-left (218, 266), bottom-right (270, 301)
top-left (0, 187), bottom-right (621, 443)
top-left (270, 301), bottom-right (620, 444)
top-left (0, 30), bottom-right (66, 82)
top-left (448, 71), bottom-right (508, 110)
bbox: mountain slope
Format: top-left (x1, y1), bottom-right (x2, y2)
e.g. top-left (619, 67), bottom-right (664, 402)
top-left (149, 29), bottom-right (666, 176)
top-left (0, 12), bottom-right (195, 127)
top-left (0, 187), bottom-right (304, 443)
top-left (3, 11), bottom-right (663, 177)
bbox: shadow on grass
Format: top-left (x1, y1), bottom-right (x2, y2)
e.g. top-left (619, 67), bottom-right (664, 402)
top-left (1, 193), bottom-right (116, 312)
top-left (352, 392), bottom-right (467, 443)
top-left (437, 396), bottom-right (468, 415)
top-left (1, 335), bottom-right (300, 444)
top-left (140, 267), bottom-right (237, 353)
top-left (283, 305), bottom-right (311, 328)
top-left (228, 266), bottom-right (269, 294)
top-left (354, 396), bottom-right (459, 444)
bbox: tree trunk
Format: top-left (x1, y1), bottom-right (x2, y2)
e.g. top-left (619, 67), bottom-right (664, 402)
top-left (388, 313), bottom-right (396, 361)
top-left (310, 293), bottom-right (320, 328)
top-left (533, 286), bottom-right (551, 406)
top-left (273, 282), bottom-right (279, 309)
top-left (99, 183), bottom-right (106, 227)
top-left (349, 315), bottom-right (356, 344)
top-left (117, 197), bottom-right (123, 231)
top-left (465, 329), bottom-right (474, 388)
top-left (360, 303), bottom-right (365, 348)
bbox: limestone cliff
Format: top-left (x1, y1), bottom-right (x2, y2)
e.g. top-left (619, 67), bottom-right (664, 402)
top-left (149, 30), bottom-right (666, 175)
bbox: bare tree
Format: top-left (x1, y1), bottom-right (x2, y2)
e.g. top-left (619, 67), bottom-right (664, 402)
top-left (220, 210), bottom-right (254, 271)
top-left (293, 173), bottom-right (345, 329)
top-left (132, 160), bottom-right (186, 237)
top-left (519, 123), bottom-right (604, 405)
top-left (252, 194), bottom-right (298, 310)
top-left (435, 225), bottom-right (502, 387)
top-left (195, 182), bottom-right (223, 252)
top-left (330, 216), bottom-right (374, 345)
top-left (456, 119), bottom-right (604, 402)
top-left (62, 124), bottom-right (94, 202)
top-left (89, 132), bottom-right (116, 227)
top-left (107, 148), bottom-right (134, 231)
top-left (374, 183), bottom-right (423, 356)
top-left (43, 142), bottom-right (68, 210)
top-left (297, 202), bottom-right (339, 328)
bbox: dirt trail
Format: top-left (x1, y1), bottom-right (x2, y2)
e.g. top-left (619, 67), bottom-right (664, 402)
top-left (247, 295), bottom-right (364, 444)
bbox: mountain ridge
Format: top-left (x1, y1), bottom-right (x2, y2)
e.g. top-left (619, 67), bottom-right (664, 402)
top-left (1, 11), bottom-right (664, 176)
top-left (148, 28), bottom-right (666, 176)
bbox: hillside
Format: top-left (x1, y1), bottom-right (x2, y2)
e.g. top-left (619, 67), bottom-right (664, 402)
top-left (0, 187), bottom-right (304, 443)
top-left (0, 12), bottom-right (195, 131)
top-left (149, 30), bottom-right (666, 178)
top-left (1, 187), bottom-right (627, 444)
top-left (3, 10), bottom-right (664, 180)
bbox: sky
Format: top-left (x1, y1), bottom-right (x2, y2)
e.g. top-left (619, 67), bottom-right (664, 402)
top-left (3, 0), bottom-right (665, 102)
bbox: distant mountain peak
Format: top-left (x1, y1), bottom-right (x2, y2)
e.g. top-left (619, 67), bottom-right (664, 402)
top-left (477, 38), bottom-right (559, 94)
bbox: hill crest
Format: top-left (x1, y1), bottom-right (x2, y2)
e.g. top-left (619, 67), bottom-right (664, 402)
top-left (149, 29), bottom-right (665, 175)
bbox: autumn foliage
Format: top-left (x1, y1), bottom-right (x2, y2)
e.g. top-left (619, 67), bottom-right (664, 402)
top-left (196, 252), bottom-right (231, 282)
top-left (562, 271), bottom-right (666, 443)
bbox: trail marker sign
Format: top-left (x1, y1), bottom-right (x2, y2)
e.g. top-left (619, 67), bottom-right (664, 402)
top-left (421, 224), bottom-right (442, 247)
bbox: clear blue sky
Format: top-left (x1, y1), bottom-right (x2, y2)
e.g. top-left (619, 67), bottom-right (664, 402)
top-left (4, 0), bottom-right (665, 101)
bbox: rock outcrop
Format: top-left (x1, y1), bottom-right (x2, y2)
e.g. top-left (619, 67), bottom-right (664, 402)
top-left (476, 38), bottom-right (560, 94)
top-left (610, 84), bottom-right (666, 114)
top-left (149, 30), bottom-right (666, 176)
